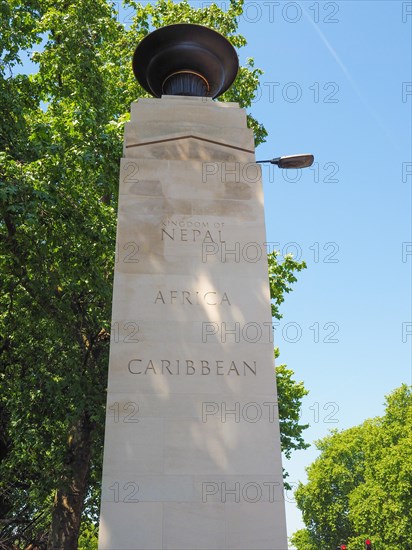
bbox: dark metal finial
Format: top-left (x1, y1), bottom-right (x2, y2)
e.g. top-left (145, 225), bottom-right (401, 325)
top-left (132, 24), bottom-right (239, 99)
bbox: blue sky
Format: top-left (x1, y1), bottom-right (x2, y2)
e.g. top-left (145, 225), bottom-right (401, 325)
top-left (228, 0), bottom-right (411, 539)
top-left (19, 0), bottom-right (411, 543)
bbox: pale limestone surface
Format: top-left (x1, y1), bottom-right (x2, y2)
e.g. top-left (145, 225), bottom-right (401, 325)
top-left (98, 96), bottom-right (288, 549)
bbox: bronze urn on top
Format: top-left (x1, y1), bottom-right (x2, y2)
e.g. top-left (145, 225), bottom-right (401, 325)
top-left (132, 24), bottom-right (239, 99)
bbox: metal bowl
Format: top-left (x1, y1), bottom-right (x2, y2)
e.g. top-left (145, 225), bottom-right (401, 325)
top-left (132, 24), bottom-right (239, 99)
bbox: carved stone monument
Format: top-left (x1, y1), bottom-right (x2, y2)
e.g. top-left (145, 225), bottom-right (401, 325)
top-left (98, 24), bottom-right (288, 550)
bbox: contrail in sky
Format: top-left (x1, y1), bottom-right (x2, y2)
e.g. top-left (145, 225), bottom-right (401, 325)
top-left (302, 5), bottom-right (397, 147)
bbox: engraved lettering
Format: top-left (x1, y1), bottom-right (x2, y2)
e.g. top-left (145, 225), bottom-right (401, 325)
top-left (161, 226), bottom-right (223, 243)
top-left (154, 291), bottom-right (166, 304)
top-left (204, 292), bottom-right (217, 305)
top-left (145, 360), bottom-right (157, 375)
top-left (162, 217), bottom-right (210, 229)
top-left (204, 230), bottom-right (214, 243)
top-left (221, 292), bottom-right (231, 305)
top-left (127, 359), bottom-right (258, 376)
top-left (128, 359), bottom-right (142, 374)
top-left (161, 360), bottom-right (173, 375)
top-left (154, 291), bottom-right (231, 306)
top-left (243, 361), bottom-right (257, 375)
top-left (228, 361), bottom-right (240, 375)
top-left (201, 360), bottom-right (210, 375)
top-left (161, 228), bottom-right (175, 240)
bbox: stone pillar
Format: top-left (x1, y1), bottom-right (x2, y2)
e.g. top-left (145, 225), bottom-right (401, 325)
top-left (98, 95), bottom-right (288, 550)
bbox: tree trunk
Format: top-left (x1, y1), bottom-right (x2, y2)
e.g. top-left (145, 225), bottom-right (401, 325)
top-left (47, 412), bottom-right (92, 550)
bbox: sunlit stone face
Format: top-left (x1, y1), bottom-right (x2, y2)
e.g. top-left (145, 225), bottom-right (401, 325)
top-left (98, 96), bottom-right (288, 550)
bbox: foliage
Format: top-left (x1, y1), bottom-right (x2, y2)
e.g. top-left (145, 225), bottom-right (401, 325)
top-left (1, 0), bottom-right (305, 546)
top-left (268, 250), bottom-right (307, 320)
top-left (78, 521), bottom-right (99, 550)
top-left (275, 353), bottom-right (309, 491)
top-left (267, 252), bottom-right (309, 476)
top-left (290, 385), bottom-right (412, 550)
top-left (275, 356), bottom-right (309, 461)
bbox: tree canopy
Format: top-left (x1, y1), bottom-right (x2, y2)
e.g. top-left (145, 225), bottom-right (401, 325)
top-left (290, 384), bottom-right (412, 550)
top-left (1, 1), bottom-right (308, 547)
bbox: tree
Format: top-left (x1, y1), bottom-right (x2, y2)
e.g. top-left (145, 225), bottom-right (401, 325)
top-left (268, 250), bottom-right (309, 489)
top-left (268, 250), bottom-right (307, 323)
top-left (276, 356), bottom-right (309, 475)
top-left (1, 1), bottom-right (308, 547)
top-left (290, 385), bottom-right (412, 550)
